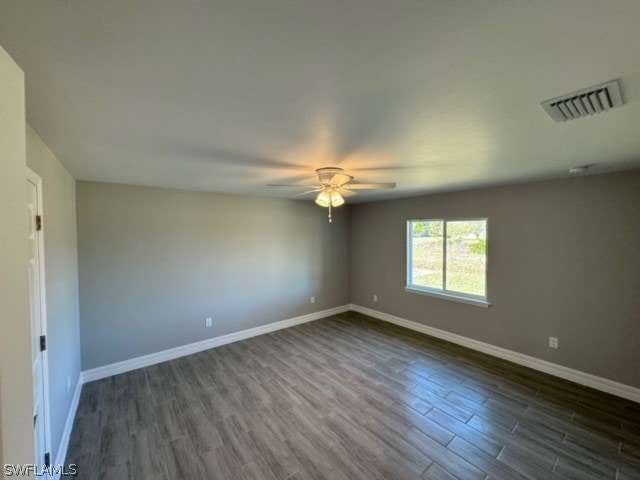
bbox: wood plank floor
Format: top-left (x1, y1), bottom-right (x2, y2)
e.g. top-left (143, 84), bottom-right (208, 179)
top-left (66, 312), bottom-right (640, 479)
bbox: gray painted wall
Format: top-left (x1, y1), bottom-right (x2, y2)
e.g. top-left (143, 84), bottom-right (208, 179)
top-left (0, 45), bottom-right (33, 465)
top-left (26, 125), bottom-right (81, 464)
top-left (77, 181), bottom-right (350, 370)
top-left (350, 170), bottom-right (640, 388)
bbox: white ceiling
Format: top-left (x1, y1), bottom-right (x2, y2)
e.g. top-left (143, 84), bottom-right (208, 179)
top-left (1, 0), bottom-right (640, 202)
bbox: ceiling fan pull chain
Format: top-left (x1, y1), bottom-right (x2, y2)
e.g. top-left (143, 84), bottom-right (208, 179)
top-left (328, 202), bottom-right (332, 223)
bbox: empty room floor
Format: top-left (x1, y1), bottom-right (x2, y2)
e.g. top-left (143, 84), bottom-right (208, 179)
top-left (66, 312), bottom-right (640, 479)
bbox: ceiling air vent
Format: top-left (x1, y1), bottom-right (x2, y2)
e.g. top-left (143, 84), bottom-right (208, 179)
top-left (541, 79), bottom-right (623, 123)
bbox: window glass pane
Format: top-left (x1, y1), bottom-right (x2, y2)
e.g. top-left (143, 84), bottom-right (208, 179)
top-left (411, 220), bottom-right (443, 290)
top-left (445, 220), bottom-right (486, 296)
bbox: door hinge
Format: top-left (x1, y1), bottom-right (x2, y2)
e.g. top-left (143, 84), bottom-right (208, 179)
top-left (36, 215), bottom-right (42, 231)
top-left (40, 335), bottom-right (46, 351)
top-left (44, 452), bottom-right (50, 467)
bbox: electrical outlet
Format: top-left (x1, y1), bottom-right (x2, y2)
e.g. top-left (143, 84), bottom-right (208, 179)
top-left (205, 317), bottom-right (213, 328)
top-left (549, 337), bottom-right (558, 349)
top-left (310, 296), bottom-right (315, 304)
top-left (373, 294), bottom-right (378, 302)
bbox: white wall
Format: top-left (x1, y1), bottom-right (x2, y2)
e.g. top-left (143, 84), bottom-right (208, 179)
top-left (26, 125), bottom-right (81, 467)
top-left (0, 45), bottom-right (34, 466)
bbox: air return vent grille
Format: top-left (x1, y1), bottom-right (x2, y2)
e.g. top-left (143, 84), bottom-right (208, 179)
top-left (541, 79), bottom-right (623, 123)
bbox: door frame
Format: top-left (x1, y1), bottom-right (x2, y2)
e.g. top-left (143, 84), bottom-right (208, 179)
top-left (26, 167), bottom-right (52, 465)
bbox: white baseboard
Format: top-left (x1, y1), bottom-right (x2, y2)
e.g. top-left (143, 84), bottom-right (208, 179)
top-left (351, 304), bottom-right (640, 404)
top-left (82, 305), bottom-right (351, 382)
top-left (52, 373), bottom-right (83, 479)
top-left (79, 302), bottom-right (639, 404)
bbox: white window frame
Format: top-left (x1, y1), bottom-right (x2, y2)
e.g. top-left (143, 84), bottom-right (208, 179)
top-left (405, 218), bottom-right (490, 308)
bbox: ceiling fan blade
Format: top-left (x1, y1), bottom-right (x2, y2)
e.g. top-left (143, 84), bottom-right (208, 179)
top-left (352, 165), bottom-right (425, 172)
top-left (267, 184), bottom-right (321, 188)
top-left (343, 182), bottom-right (396, 190)
top-left (165, 143), bottom-right (308, 171)
top-left (337, 188), bottom-right (357, 198)
top-left (330, 173), bottom-right (354, 187)
top-left (291, 188), bottom-right (322, 198)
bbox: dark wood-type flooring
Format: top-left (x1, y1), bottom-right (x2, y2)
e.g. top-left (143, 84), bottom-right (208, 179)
top-left (66, 312), bottom-right (640, 479)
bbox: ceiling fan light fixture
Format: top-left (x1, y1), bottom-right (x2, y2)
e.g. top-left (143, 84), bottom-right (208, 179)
top-left (315, 188), bottom-right (344, 208)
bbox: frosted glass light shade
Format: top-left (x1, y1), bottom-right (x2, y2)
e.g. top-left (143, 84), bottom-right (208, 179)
top-left (315, 190), bottom-right (331, 207)
top-left (330, 191), bottom-right (344, 207)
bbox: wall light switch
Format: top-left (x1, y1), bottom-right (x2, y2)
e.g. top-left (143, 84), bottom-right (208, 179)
top-left (373, 294), bottom-right (378, 302)
top-left (206, 317), bottom-right (213, 328)
top-left (549, 337), bottom-right (558, 349)
top-left (310, 296), bottom-right (315, 304)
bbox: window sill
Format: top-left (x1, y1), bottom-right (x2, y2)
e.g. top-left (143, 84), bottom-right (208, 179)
top-left (404, 286), bottom-right (491, 308)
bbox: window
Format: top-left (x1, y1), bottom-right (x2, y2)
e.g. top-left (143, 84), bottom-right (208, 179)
top-left (406, 218), bottom-right (489, 307)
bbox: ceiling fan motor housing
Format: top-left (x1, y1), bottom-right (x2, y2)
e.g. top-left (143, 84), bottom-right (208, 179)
top-left (316, 167), bottom-right (344, 185)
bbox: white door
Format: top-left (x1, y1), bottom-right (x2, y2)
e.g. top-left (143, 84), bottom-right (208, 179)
top-left (27, 171), bottom-right (49, 468)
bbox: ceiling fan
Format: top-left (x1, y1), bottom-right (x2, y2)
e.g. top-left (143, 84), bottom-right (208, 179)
top-left (269, 167), bottom-right (396, 222)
